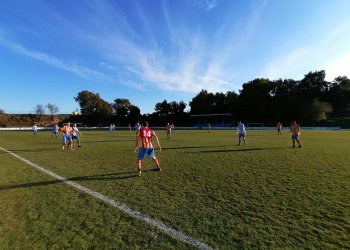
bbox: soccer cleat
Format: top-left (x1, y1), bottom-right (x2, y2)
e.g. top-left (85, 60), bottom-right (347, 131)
top-left (156, 166), bottom-right (161, 171)
top-left (298, 145), bottom-right (302, 148)
top-left (78, 145), bottom-right (82, 147)
top-left (138, 171), bottom-right (142, 177)
top-left (62, 146), bottom-right (65, 150)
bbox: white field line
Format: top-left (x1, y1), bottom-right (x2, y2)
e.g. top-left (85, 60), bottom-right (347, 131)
top-left (0, 147), bottom-right (213, 250)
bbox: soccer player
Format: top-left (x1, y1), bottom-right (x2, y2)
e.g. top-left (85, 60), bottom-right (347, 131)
top-left (134, 121), bottom-right (161, 176)
top-left (60, 122), bottom-right (73, 150)
top-left (208, 123), bottom-right (211, 133)
top-left (276, 122), bottom-right (283, 135)
top-left (134, 121), bottom-right (141, 134)
top-left (289, 120), bottom-right (302, 148)
top-left (51, 123), bottom-right (59, 138)
top-left (33, 124), bottom-right (38, 136)
top-left (165, 122), bottom-right (172, 140)
top-left (236, 121), bottom-right (247, 145)
top-left (71, 123), bottom-right (82, 147)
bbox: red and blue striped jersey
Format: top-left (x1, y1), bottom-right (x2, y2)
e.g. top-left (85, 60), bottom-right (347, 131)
top-left (138, 127), bottom-right (154, 148)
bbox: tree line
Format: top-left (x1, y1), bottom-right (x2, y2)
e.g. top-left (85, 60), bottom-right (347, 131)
top-left (73, 70), bottom-right (350, 125)
top-left (21, 70), bottom-right (349, 126)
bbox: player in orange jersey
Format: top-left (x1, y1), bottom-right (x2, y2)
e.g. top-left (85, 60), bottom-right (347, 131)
top-left (134, 121), bottom-right (161, 176)
top-left (165, 122), bottom-right (172, 140)
top-left (289, 120), bottom-right (302, 148)
top-left (60, 122), bottom-right (73, 150)
top-left (276, 121), bottom-right (283, 135)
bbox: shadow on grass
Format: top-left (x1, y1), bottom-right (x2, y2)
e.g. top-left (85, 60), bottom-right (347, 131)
top-left (0, 169), bottom-right (157, 191)
top-left (185, 147), bottom-right (285, 153)
top-left (83, 139), bottom-right (134, 144)
top-left (163, 145), bottom-right (232, 150)
top-left (0, 148), bottom-right (60, 154)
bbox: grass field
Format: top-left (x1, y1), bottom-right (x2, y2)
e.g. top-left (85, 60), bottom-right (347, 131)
top-left (0, 129), bottom-right (349, 249)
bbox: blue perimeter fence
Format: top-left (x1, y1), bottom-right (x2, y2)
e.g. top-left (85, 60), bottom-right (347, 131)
top-left (0, 126), bottom-right (342, 131)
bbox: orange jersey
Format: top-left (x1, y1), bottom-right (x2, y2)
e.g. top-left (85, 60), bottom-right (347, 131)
top-left (60, 125), bottom-right (73, 135)
top-left (137, 127), bottom-right (154, 148)
top-left (290, 124), bottom-right (300, 135)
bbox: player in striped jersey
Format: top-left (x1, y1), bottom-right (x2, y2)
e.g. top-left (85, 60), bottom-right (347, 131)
top-left (289, 120), bottom-right (302, 148)
top-left (134, 121), bottom-right (161, 176)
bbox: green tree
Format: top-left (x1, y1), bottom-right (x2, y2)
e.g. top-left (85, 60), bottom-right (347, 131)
top-left (113, 98), bottom-right (132, 117)
top-left (189, 90), bottom-right (216, 114)
top-left (128, 105), bottom-right (141, 120)
top-left (303, 99), bottom-right (333, 123)
top-left (155, 100), bottom-right (172, 116)
top-left (169, 101), bottom-right (187, 115)
top-left (74, 91), bottom-right (113, 116)
top-left (327, 76), bottom-right (350, 116)
top-left (296, 70), bottom-right (329, 100)
top-left (237, 78), bottom-right (273, 121)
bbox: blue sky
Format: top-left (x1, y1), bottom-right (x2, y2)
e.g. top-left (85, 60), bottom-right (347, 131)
top-left (1, 0), bottom-right (350, 114)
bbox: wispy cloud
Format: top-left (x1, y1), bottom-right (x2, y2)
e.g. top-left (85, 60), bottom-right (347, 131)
top-left (0, 0), bottom-right (267, 94)
top-left (90, 0), bottom-right (268, 93)
top-left (0, 35), bottom-right (111, 81)
top-left (260, 21), bottom-right (350, 81)
top-left (193, 0), bottom-right (217, 11)
top-left (261, 47), bottom-right (310, 80)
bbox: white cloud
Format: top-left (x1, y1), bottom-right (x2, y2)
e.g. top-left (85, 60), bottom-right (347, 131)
top-left (325, 52), bottom-right (350, 81)
top-left (261, 47), bottom-right (310, 80)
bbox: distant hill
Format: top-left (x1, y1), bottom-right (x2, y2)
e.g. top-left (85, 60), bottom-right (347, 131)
top-left (0, 114), bottom-right (70, 127)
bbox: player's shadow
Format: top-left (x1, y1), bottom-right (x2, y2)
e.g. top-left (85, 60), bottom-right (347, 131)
top-left (188, 147), bottom-right (284, 153)
top-left (83, 139), bottom-right (134, 144)
top-left (163, 145), bottom-right (231, 150)
top-left (0, 170), bottom-right (156, 191)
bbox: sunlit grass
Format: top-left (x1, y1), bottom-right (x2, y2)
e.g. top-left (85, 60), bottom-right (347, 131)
top-left (0, 129), bottom-right (349, 249)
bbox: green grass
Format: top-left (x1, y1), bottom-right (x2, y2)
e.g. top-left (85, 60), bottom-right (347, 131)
top-left (0, 129), bottom-right (349, 249)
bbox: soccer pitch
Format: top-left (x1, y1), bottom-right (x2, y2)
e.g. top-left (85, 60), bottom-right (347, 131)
top-left (0, 129), bottom-right (349, 249)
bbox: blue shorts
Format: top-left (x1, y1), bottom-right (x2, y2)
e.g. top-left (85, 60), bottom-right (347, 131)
top-left (137, 148), bottom-right (155, 160)
top-left (72, 135), bottom-right (79, 140)
top-left (292, 135), bottom-right (299, 140)
top-left (239, 132), bottom-right (246, 137)
top-left (53, 130), bottom-right (58, 135)
top-left (62, 135), bottom-right (72, 143)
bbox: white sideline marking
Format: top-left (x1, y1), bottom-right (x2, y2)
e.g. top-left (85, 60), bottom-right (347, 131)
top-left (0, 147), bottom-right (212, 250)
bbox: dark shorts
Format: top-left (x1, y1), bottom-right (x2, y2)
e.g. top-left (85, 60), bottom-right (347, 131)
top-left (292, 135), bottom-right (299, 140)
top-left (137, 148), bottom-right (155, 160)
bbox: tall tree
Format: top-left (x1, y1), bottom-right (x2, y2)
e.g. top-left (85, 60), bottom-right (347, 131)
top-left (128, 105), bottom-right (141, 120)
top-left (237, 78), bottom-right (273, 121)
top-left (113, 98), bottom-right (132, 117)
top-left (46, 103), bottom-right (59, 119)
top-left (74, 90), bottom-right (113, 116)
top-left (189, 90), bottom-right (216, 114)
top-left (34, 104), bottom-right (46, 116)
top-left (169, 101), bottom-right (187, 115)
top-left (303, 99), bottom-right (333, 123)
top-left (34, 104), bottom-right (46, 123)
top-left (155, 100), bottom-right (172, 116)
top-left (296, 70), bottom-right (329, 100)
top-left (327, 76), bottom-right (350, 116)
